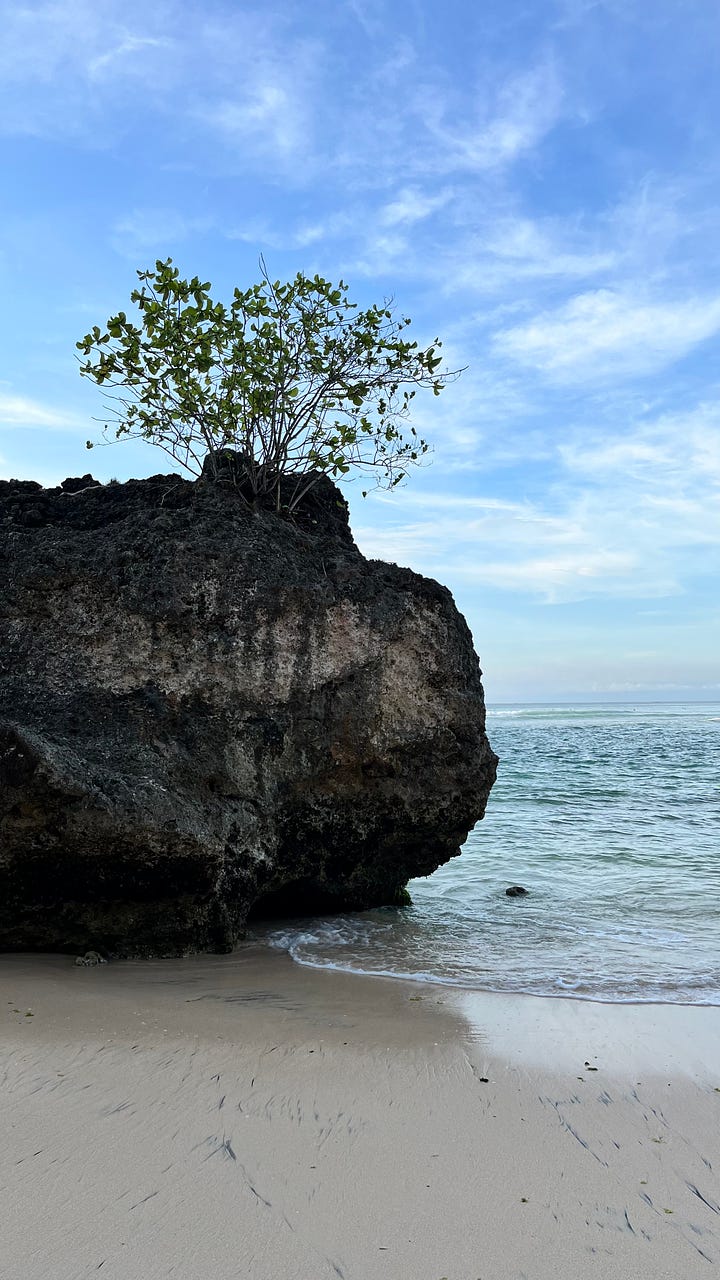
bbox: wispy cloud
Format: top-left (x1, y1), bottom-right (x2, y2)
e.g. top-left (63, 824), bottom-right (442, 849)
top-left (379, 187), bottom-right (455, 227)
top-left (346, 0), bottom-right (387, 39)
top-left (227, 210), bottom-right (358, 252)
top-left (410, 62), bottom-right (565, 176)
top-left (449, 215), bottom-right (618, 294)
top-left (561, 406), bottom-right (720, 487)
top-left (196, 82), bottom-right (311, 165)
top-left (0, 0), bottom-right (569, 202)
top-left (354, 396), bottom-right (720, 603)
top-left (187, 15), bottom-right (322, 175)
top-left (493, 288), bottom-right (720, 382)
top-left (0, 393), bottom-right (83, 431)
top-left (0, 0), bottom-right (318, 168)
top-left (354, 498), bottom-right (660, 603)
top-left (0, 0), bottom-right (178, 138)
top-left (87, 35), bottom-right (174, 81)
top-left (110, 209), bottom-right (214, 259)
top-left (453, 548), bottom-right (644, 596)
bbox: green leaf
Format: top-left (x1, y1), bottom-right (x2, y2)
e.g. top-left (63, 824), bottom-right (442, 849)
top-left (77, 261), bottom-right (461, 500)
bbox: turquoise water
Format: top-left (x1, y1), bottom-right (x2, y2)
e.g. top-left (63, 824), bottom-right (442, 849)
top-left (254, 704), bottom-right (720, 1004)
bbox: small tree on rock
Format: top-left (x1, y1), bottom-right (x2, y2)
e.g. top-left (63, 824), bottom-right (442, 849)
top-left (77, 259), bottom-right (460, 511)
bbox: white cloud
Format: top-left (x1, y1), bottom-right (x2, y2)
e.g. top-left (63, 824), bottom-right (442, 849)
top-left (451, 216), bottom-right (617, 293)
top-left (87, 35), bottom-right (173, 80)
top-left (379, 187), bottom-right (454, 227)
top-left (557, 407), bottom-right (720, 553)
top-left (0, 394), bottom-right (83, 430)
top-left (494, 288), bottom-right (720, 382)
top-left (346, 0), bottom-right (386, 38)
top-left (352, 395), bottom-right (720, 603)
top-left (0, 1), bottom-right (316, 165)
top-left (324, 55), bottom-right (566, 192)
top-left (228, 210), bottom-right (358, 251)
top-left (110, 209), bottom-right (213, 258)
top-left (337, 176), bottom-right (715, 313)
top-left (560, 404), bottom-right (720, 488)
top-left (198, 82), bottom-right (307, 160)
top-left (354, 498), bottom-right (661, 602)
top-left (0, 0), bottom-right (568, 203)
top-left (192, 27), bottom-right (322, 174)
top-left (413, 62), bottom-right (564, 176)
top-left (452, 549), bottom-right (644, 595)
top-left (0, 0), bottom-right (179, 138)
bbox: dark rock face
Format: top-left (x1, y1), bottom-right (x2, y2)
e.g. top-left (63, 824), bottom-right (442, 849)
top-left (0, 469), bottom-right (497, 956)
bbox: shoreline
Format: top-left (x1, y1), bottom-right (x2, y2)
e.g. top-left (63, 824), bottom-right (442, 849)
top-left (3, 947), bottom-right (720, 1278)
top-left (7, 940), bottom-right (720, 1051)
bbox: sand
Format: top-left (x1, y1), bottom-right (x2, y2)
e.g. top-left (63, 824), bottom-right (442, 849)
top-left (1, 947), bottom-right (719, 1280)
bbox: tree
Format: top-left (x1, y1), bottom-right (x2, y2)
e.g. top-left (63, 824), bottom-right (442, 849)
top-left (77, 259), bottom-right (460, 511)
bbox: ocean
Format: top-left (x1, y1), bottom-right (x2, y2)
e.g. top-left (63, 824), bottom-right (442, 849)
top-left (253, 703), bottom-right (719, 1005)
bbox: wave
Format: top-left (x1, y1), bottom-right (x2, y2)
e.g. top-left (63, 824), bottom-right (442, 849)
top-left (263, 939), bottom-right (720, 1006)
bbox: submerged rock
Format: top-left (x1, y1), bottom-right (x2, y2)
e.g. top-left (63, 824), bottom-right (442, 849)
top-left (505, 885), bottom-right (528, 897)
top-left (0, 468), bottom-right (497, 956)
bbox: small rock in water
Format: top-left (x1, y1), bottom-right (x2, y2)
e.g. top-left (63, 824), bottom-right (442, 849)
top-left (74, 950), bottom-right (106, 966)
top-left (505, 885), bottom-right (528, 898)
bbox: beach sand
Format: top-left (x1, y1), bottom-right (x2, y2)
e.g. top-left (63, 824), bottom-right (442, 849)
top-left (1, 947), bottom-right (719, 1280)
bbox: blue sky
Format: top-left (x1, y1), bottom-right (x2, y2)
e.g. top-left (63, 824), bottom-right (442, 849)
top-left (2, 0), bottom-right (719, 701)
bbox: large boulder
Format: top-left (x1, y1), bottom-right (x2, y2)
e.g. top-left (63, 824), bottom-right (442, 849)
top-left (0, 468), bottom-right (497, 956)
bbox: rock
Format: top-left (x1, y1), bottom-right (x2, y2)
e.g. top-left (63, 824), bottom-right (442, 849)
top-left (505, 885), bottom-right (528, 897)
top-left (0, 466), bottom-right (498, 957)
top-left (74, 950), bottom-right (106, 966)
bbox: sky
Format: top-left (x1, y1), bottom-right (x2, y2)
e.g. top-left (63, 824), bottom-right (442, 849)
top-left (2, 0), bottom-right (719, 702)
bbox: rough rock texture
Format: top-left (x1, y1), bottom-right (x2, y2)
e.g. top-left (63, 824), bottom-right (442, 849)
top-left (0, 468), bottom-right (497, 956)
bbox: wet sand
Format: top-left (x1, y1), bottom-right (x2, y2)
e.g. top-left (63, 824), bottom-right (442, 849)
top-left (2, 946), bottom-right (719, 1279)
